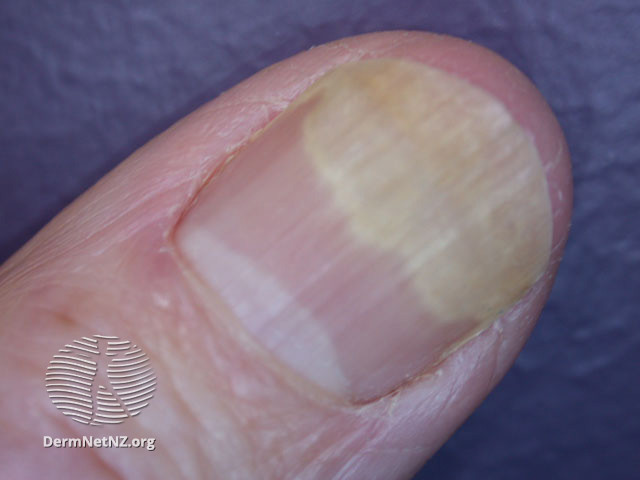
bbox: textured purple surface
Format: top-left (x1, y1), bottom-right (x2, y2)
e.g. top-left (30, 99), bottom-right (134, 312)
top-left (1, 1), bottom-right (639, 478)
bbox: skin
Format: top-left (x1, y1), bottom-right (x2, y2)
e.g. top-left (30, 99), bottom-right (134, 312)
top-left (0, 31), bottom-right (571, 479)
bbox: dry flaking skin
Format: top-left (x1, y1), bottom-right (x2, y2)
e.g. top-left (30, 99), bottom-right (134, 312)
top-left (301, 59), bottom-right (552, 328)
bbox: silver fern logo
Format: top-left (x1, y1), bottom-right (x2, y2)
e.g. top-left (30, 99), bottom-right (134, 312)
top-left (45, 335), bottom-right (156, 426)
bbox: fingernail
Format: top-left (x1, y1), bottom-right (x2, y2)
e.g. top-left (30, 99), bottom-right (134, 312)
top-left (175, 59), bottom-right (552, 402)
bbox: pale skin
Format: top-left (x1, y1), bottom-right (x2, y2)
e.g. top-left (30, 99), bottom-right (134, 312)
top-left (0, 32), bottom-right (572, 479)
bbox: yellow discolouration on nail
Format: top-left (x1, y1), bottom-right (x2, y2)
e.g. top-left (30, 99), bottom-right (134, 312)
top-left (300, 59), bottom-right (552, 327)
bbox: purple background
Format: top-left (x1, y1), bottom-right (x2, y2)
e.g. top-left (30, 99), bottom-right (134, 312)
top-left (1, 1), bottom-right (638, 478)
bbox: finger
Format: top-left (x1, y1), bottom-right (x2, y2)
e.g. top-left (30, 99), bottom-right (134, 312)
top-left (0, 31), bottom-right (571, 479)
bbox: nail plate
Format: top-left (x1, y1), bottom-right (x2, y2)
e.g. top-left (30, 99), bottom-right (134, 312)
top-left (176, 59), bottom-right (552, 402)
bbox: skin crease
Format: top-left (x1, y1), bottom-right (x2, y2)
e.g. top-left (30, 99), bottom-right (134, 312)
top-left (0, 31), bottom-right (571, 480)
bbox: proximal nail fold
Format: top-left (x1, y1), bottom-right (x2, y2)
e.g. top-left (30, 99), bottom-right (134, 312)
top-left (176, 59), bottom-right (553, 401)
